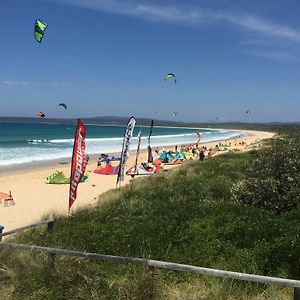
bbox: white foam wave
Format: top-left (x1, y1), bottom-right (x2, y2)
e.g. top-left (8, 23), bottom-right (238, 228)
top-left (48, 133), bottom-right (196, 144)
top-left (0, 130), bottom-right (246, 167)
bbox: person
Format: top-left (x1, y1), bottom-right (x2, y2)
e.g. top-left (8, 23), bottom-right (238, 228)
top-left (192, 147), bottom-right (196, 156)
top-left (175, 145), bottom-right (178, 152)
top-left (199, 150), bottom-right (205, 161)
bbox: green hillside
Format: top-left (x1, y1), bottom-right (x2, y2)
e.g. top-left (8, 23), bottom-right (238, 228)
top-left (2, 130), bottom-right (300, 299)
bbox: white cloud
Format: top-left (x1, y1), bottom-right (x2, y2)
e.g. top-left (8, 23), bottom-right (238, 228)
top-left (1, 80), bottom-right (69, 87)
top-left (226, 14), bottom-right (300, 41)
top-left (51, 0), bottom-right (300, 42)
top-left (241, 49), bottom-right (300, 63)
top-left (49, 0), bottom-right (300, 62)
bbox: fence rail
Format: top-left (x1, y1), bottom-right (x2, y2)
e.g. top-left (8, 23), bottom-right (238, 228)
top-left (0, 220), bottom-right (53, 240)
top-left (0, 221), bottom-right (299, 299)
top-left (0, 241), bottom-right (300, 299)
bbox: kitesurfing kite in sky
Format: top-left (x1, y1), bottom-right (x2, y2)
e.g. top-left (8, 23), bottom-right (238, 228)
top-left (37, 112), bottom-right (45, 118)
top-left (165, 73), bottom-right (177, 84)
top-left (34, 19), bottom-right (48, 43)
top-left (172, 112), bottom-right (177, 117)
top-left (58, 103), bottom-right (67, 109)
top-left (246, 110), bottom-right (251, 115)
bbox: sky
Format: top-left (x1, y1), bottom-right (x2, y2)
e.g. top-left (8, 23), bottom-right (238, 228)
top-left (0, 0), bottom-right (300, 122)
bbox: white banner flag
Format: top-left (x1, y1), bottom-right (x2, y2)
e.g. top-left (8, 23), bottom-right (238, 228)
top-left (133, 130), bottom-right (142, 176)
top-left (117, 116), bottom-right (136, 185)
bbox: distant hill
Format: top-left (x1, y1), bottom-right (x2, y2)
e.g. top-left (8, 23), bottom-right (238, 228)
top-left (0, 116), bottom-right (299, 131)
top-left (0, 116), bottom-right (185, 127)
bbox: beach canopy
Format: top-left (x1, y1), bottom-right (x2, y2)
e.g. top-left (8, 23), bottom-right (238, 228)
top-left (94, 163), bottom-right (119, 175)
top-left (45, 170), bottom-right (88, 184)
top-left (34, 19), bottom-right (48, 43)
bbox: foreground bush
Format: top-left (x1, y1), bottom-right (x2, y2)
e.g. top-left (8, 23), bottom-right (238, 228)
top-left (233, 133), bottom-right (300, 214)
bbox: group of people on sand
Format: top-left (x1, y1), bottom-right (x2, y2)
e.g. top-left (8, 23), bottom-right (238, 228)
top-left (95, 139), bottom-right (246, 171)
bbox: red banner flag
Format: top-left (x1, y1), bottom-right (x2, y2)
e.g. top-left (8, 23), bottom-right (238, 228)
top-left (69, 119), bottom-right (87, 211)
top-left (195, 131), bottom-right (201, 143)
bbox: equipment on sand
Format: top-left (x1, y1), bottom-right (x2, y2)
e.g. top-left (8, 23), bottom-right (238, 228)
top-left (126, 163), bottom-right (162, 176)
top-left (45, 170), bottom-right (88, 184)
top-left (0, 191), bottom-right (16, 207)
top-left (94, 163), bottom-right (119, 175)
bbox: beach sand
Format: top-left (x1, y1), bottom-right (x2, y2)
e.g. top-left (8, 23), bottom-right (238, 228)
top-left (0, 130), bottom-right (274, 232)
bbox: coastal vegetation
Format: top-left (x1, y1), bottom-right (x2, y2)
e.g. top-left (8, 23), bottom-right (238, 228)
top-left (1, 128), bottom-right (300, 299)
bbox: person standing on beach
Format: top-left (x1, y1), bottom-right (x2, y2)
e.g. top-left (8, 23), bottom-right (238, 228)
top-left (199, 149), bottom-right (205, 161)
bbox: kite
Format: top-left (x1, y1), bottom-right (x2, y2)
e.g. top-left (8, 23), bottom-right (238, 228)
top-left (246, 110), bottom-right (251, 115)
top-left (165, 73), bottom-right (177, 84)
top-left (172, 112), bottom-right (177, 117)
top-left (37, 112), bottom-right (45, 118)
top-left (34, 19), bottom-right (48, 43)
top-left (58, 103), bottom-right (67, 109)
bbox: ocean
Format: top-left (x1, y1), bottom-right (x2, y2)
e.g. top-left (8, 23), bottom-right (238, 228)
top-left (0, 122), bottom-right (245, 167)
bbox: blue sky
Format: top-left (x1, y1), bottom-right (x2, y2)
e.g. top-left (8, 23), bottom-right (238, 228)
top-left (0, 0), bottom-right (300, 122)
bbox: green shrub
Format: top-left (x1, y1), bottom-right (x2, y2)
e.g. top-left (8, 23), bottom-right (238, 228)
top-left (233, 134), bottom-right (300, 214)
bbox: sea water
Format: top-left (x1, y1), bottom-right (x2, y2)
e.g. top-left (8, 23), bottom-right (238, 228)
top-left (0, 122), bottom-right (245, 167)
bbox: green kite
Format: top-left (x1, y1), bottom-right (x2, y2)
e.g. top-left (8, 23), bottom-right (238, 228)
top-left (34, 19), bottom-right (48, 43)
top-left (165, 73), bottom-right (177, 84)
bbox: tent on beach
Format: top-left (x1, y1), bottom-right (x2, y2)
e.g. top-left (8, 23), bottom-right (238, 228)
top-left (45, 170), bottom-right (88, 184)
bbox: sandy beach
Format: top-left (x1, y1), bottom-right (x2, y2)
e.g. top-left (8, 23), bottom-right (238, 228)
top-left (0, 130), bottom-right (274, 232)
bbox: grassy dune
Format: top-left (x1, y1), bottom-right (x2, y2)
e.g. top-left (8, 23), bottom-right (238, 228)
top-left (1, 140), bottom-right (300, 299)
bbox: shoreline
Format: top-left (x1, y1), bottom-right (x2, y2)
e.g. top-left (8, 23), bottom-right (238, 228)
top-left (0, 130), bottom-right (274, 232)
top-left (0, 130), bottom-right (247, 174)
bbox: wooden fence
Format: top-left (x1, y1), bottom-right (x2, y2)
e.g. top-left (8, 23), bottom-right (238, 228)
top-left (0, 220), bottom-right (299, 299)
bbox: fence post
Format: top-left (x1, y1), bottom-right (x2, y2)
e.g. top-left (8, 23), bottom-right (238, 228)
top-left (294, 287), bottom-right (299, 300)
top-left (0, 225), bottom-right (4, 242)
top-left (47, 221), bottom-right (55, 267)
top-left (47, 221), bottom-right (54, 233)
top-left (147, 265), bottom-right (155, 298)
